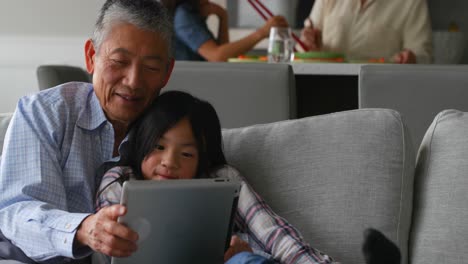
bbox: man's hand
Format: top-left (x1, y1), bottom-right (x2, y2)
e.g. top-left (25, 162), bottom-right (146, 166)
top-left (76, 205), bottom-right (139, 257)
top-left (392, 49), bottom-right (416, 64)
top-left (224, 235), bottom-right (253, 262)
top-left (300, 21), bottom-right (322, 51)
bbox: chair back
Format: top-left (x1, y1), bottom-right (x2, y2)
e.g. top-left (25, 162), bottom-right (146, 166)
top-left (37, 65), bottom-right (91, 90)
top-left (359, 64), bottom-right (468, 148)
top-left (165, 62), bottom-right (296, 128)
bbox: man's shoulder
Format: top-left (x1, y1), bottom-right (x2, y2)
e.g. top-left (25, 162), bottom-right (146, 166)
top-left (31, 81), bottom-right (92, 105)
top-left (21, 82), bottom-right (92, 109)
top-left (17, 82), bottom-right (96, 122)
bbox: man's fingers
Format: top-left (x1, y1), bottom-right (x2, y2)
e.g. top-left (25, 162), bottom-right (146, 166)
top-left (102, 218), bottom-right (139, 243)
top-left (98, 228), bottom-right (138, 254)
top-left (97, 241), bottom-right (135, 258)
top-left (103, 204), bottom-right (127, 220)
top-left (77, 206), bottom-right (139, 257)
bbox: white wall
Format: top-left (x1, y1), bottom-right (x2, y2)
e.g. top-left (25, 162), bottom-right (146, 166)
top-left (0, 0), bottom-right (104, 113)
top-left (0, 0), bottom-right (230, 113)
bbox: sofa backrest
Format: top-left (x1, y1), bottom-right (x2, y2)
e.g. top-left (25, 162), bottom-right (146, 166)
top-left (359, 64), bottom-right (468, 149)
top-left (222, 109), bottom-right (415, 264)
top-left (0, 113), bottom-right (13, 156)
top-left (165, 62), bottom-right (296, 129)
top-left (410, 109), bottom-right (468, 264)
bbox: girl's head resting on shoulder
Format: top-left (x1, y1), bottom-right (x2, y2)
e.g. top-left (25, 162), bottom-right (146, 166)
top-left (126, 90), bottom-right (226, 180)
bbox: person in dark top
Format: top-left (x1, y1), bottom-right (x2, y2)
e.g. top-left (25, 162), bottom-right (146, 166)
top-left (161, 0), bottom-right (288, 61)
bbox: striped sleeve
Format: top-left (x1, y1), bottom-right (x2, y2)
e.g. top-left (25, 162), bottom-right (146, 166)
top-left (216, 166), bottom-right (334, 264)
top-left (95, 166), bottom-right (134, 212)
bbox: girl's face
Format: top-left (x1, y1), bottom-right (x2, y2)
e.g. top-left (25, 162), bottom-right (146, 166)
top-left (141, 118), bottom-right (199, 180)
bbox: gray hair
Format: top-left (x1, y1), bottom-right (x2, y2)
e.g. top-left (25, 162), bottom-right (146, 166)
top-left (92, 0), bottom-right (174, 58)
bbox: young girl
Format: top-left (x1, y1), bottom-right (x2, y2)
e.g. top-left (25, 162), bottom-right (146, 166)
top-left (95, 91), bottom-right (333, 264)
top-left (160, 0), bottom-right (289, 61)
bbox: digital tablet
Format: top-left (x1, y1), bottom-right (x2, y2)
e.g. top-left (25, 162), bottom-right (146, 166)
top-left (111, 178), bottom-right (240, 264)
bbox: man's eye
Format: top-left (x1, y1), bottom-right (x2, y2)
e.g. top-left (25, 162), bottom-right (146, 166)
top-left (111, 59), bottom-right (126, 65)
top-left (145, 65), bottom-right (161, 72)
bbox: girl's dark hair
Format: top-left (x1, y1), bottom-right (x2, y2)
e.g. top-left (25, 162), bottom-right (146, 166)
top-left (122, 90), bottom-right (226, 180)
top-left (160, 0), bottom-right (200, 14)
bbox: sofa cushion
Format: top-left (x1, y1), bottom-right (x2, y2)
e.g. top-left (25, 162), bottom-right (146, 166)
top-left (410, 109), bottom-right (468, 264)
top-left (0, 113), bottom-right (13, 156)
top-left (222, 109), bottom-right (415, 264)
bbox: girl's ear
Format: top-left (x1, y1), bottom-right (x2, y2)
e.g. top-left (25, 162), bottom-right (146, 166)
top-left (84, 39), bottom-right (96, 74)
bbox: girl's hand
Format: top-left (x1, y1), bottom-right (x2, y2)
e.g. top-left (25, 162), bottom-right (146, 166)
top-left (199, 2), bottom-right (227, 19)
top-left (258, 16), bottom-right (289, 39)
top-left (224, 235), bottom-right (253, 262)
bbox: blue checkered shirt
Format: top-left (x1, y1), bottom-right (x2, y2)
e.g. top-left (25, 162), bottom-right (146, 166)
top-left (0, 82), bottom-right (121, 263)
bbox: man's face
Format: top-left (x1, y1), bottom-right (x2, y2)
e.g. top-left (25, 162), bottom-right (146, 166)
top-left (85, 23), bottom-right (174, 128)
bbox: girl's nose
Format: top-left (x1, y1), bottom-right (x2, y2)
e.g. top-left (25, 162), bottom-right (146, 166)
top-left (161, 152), bottom-right (179, 169)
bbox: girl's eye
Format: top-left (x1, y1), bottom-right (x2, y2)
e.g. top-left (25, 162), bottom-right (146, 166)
top-left (182, 152), bottom-right (194, 158)
top-left (155, 144), bottom-right (164, 151)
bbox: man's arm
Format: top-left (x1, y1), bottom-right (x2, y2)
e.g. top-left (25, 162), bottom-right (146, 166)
top-left (0, 96), bottom-right (90, 261)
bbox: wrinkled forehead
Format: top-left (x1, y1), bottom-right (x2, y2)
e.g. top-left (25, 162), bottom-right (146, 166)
top-left (100, 22), bottom-right (171, 62)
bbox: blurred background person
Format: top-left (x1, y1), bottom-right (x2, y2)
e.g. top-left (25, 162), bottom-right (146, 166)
top-left (300, 0), bottom-right (432, 63)
top-left (161, 0), bottom-right (288, 61)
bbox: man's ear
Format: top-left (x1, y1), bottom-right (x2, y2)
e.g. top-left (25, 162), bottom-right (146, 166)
top-left (162, 59), bottom-right (175, 87)
top-left (84, 39), bottom-right (96, 74)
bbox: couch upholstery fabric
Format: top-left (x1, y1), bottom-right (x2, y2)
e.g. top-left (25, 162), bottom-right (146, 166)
top-left (410, 109), bottom-right (468, 264)
top-left (222, 109), bottom-right (415, 264)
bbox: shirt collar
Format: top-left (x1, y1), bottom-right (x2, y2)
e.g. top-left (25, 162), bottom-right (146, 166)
top-left (76, 85), bottom-right (108, 131)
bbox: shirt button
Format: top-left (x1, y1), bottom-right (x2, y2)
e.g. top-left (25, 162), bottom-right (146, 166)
top-left (65, 223), bottom-right (71, 229)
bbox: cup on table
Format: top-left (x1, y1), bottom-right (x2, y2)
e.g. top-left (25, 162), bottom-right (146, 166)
top-left (267, 27), bottom-right (295, 63)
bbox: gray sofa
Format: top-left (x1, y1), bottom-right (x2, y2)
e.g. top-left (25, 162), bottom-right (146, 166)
top-left (1, 108), bottom-right (467, 264)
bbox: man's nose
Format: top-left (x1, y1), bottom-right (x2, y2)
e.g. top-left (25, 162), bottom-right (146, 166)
top-left (122, 64), bottom-right (142, 89)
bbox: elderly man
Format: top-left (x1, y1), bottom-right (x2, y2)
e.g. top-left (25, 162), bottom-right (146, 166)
top-left (0, 0), bottom-right (174, 262)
